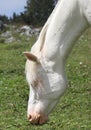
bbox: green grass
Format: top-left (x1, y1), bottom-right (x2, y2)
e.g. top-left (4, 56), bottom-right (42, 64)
top-left (0, 28), bottom-right (91, 130)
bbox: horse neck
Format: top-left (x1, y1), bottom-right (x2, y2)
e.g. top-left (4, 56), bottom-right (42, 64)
top-left (41, 0), bottom-right (89, 63)
top-left (31, 0), bottom-right (89, 66)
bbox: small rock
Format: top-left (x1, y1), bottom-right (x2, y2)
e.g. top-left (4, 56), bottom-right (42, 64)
top-left (5, 37), bottom-right (15, 43)
top-left (1, 31), bottom-right (11, 37)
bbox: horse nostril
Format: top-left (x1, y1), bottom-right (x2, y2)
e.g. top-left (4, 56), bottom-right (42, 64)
top-left (28, 114), bottom-right (32, 120)
top-left (28, 114), bottom-right (34, 124)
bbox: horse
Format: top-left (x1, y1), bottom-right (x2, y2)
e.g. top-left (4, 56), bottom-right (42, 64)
top-left (24, 0), bottom-right (91, 125)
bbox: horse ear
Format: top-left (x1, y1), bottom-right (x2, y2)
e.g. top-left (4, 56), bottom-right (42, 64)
top-left (23, 52), bottom-right (39, 63)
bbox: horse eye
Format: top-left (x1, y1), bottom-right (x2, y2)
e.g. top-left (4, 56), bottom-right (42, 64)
top-left (31, 83), bottom-right (33, 87)
top-left (31, 80), bottom-right (38, 87)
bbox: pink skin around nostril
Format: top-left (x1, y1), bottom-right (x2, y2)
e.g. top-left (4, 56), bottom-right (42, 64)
top-left (28, 113), bottom-right (48, 125)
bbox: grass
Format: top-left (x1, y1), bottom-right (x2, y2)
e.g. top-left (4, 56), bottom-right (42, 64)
top-left (0, 28), bottom-right (91, 130)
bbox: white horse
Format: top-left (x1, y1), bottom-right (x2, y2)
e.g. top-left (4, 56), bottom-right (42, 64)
top-left (24, 0), bottom-right (91, 125)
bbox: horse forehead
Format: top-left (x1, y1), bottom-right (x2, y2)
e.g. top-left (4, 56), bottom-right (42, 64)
top-left (26, 60), bottom-right (38, 72)
top-left (26, 60), bottom-right (45, 87)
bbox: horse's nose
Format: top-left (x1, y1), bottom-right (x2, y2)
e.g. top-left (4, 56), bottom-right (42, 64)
top-left (28, 113), bottom-right (48, 125)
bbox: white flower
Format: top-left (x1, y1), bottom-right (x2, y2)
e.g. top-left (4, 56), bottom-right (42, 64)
top-left (79, 62), bottom-right (83, 65)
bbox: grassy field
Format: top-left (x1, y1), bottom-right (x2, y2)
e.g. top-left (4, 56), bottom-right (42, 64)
top-left (0, 28), bottom-right (91, 130)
